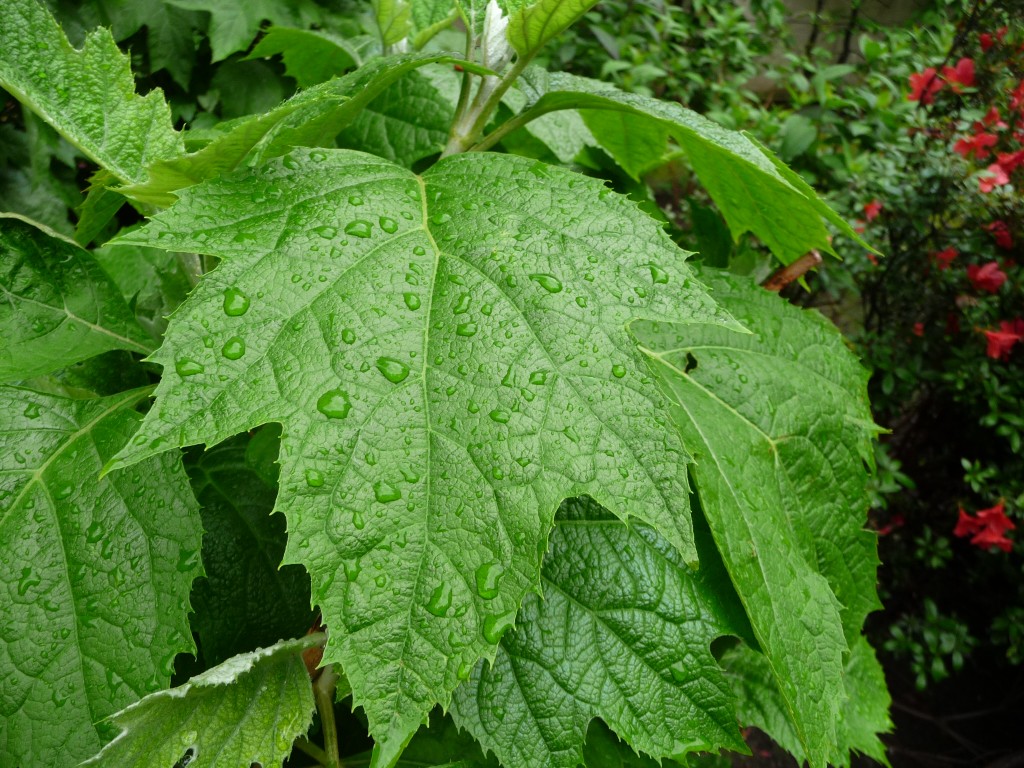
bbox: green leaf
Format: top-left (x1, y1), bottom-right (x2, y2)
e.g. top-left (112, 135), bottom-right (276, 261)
top-left (451, 497), bottom-right (747, 767)
top-left (510, 72), bottom-right (871, 264)
top-left (100, 0), bottom-right (201, 88)
top-left (165, 0), bottom-right (315, 61)
top-left (506, 0), bottom-right (599, 58)
top-left (411, 0), bottom-right (456, 37)
top-left (0, 386), bottom-right (202, 768)
top-left (724, 636), bottom-right (892, 767)
top-left (0, 215), bottom-right (153, 384)
top-left (337, 69), bottom-right (455, 167)
top-left (120, 52), bottom-right (464, 206)
top-left (106, 148), bottom-right (738, 764)
top-left (81, 636), bottom-right (318, 768)
top-left (247, 26), bottom-right (360, 87)
top-left (74, 170), bottom-right (126, 247)
top-left (373, 0), bottom-right (412, 45)
top-left (634, 268), bottom-right (880, 767)
top-left (186, 433), bottom-right (315, 666)
top-left (0, 0), bottom-right (183, 186)
top-left (580, 109), bottom-right (669, 180)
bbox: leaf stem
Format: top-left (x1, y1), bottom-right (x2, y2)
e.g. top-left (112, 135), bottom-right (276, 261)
top-left (294, 736), bottom-right (332, 766)
top-left (314, 664), bottom-right (343, 768)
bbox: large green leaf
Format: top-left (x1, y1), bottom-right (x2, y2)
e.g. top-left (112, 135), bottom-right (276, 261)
top-left (105, 148), bottom-right (738, 765)
top-left (0, 386), bottom-right (202, 768)
top-left (634, 268), bottom-right (880, 766)
top-left (505, 72), bottom-right (871, 264)
top-left (81, 636), bottom-right (318, 767)
top-left (0, 0), bottom-right (183, 186)
top-left (186, 432), bottom-right (315, 666)
top-left (0, 215), bottom-right (153, 384)
top-left (450, 497), bottom-right (748, 767)
top-left (724, 636), bottom-right (892, 767)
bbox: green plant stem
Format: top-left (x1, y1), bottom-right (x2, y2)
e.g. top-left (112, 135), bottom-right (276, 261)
top-left (314, 665), bottom-right (343, 768)
top-left (445, 56), bottom-right (531, 155)
top-left (294, 736), bottom-right (332, 766)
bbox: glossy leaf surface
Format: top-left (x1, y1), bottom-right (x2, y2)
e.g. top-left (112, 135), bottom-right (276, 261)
top-left (0, 386), bottom-right (202, 768)
top-left (106, 148), bottom-right (738, 763)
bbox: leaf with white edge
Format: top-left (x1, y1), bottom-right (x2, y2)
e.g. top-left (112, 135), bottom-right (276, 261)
top-left (337, 70), bottom-right (455, 167)
top-left (0, 0), bottom-right (183, 186)
top-left (508, 72), bottom-right (872, 264)
top-left (450, 497), bottom-right (747, 768)
top-left (634, 268), bottom-right (880, 767)
top-left (120, 53), bottom-right (467, 206)
top-left (0, 215), bottom-right (153, 384)
top-left (247, 26), bottom-right (361, 88)
top-left (724, 636), bottom-right (892, 768)
top-left (81, 636), bottom-right (319, 768)
top-left (506, 0), bottom-right (599, 58)
top-left (186, 434), bottom-right (316, 666)
top-left (0, 386), bottom-right (202, 768)
top-left (105, 148), bottom-right (740, 766)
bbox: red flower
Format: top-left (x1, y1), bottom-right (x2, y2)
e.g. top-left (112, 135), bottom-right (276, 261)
top-left (996, 149), bottom-right (1024, 175)
top-left (984, 328), bottom-right (1022, 360)
top-left (932, 246), bottom-right (958, 270)
top-left (912, 322), bottom-right (925, 337)
top-left (982, 107), bottom-right (1007, 129)
top-left (942, 58), bottom-right (975, 91)
top-left (982, 320), bottom-right (1024, 361)
top-left (954, 507), bottom-right (983, 537)
top-left (954, 502), bottom-right (1015, 552)
top-left (979, 163), bottom-right (1010, 193)
top-left (953, 131), bottom-right (998, 160)
top-left (985, 220), bottom-right (1014, 249)
top-left (1012, 80), bottom-right (1024, 113)
top-left (864, 199), bottom-right (883, 222)
top-left (980, 32), bottom-right (995, 51)
top-left (967, 261), bottom-right (1007, 292)
top-left (909, 68), bottom-right (943, 104)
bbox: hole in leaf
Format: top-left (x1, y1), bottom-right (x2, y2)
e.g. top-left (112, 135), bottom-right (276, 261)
top-left (174, 746), bottom-right (197, 768)
top-left (684, 353), bottom-right (698, 373)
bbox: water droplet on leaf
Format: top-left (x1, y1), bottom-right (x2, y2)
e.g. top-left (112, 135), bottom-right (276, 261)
top-left (475, 562), bottom-right (505, 599)
top-left (373, 481), bottom-right (401, 504)
top-left (529, 273), bottom-right (563, 293)
top-left (345, 220), bottom-right (373, 238)
top-left (426, 583), bottom-right (453, 617)
top-left (221, 337), bottom-right (245, 360)
top-left (317, 389), bottom-right (352, 419)
top-left (482, 610), bottom-right (515, 644)
top-left (175, 359), bottom-right (204, 377)
top-left (376, 357), bottom-right (410, 383)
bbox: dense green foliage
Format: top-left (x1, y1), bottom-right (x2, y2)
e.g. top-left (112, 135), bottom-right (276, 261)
top-left (561, 1), bottom-right (1024, 757)
top-left (0, 1), bottom-right (891, 766)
